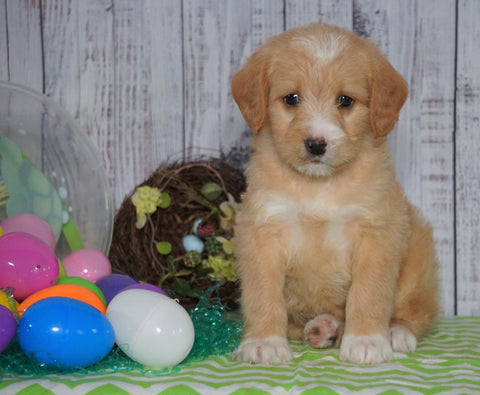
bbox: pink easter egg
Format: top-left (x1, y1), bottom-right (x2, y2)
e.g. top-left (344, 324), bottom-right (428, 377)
top-left (62, 248), bottom-right (112, 282)
top-left (0, 213), bottom-right (56, 251)
top-left (0, 232), bottom-right (59, 300)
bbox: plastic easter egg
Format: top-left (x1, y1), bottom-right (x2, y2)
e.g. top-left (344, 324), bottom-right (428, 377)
top-left (122, 283), bottom-right (168, 297)
top-left (182, 234), bottom-right (204, 254)
top-left (0, 305), bottom-right (17, 354)
top-left (95, 273), bottom-right (138, 305)
top-left (17, 297), bottom-right (115, 369)
top-left (62, 248), bottom-right (111, 282)
top-left (0, 213), bottom-right (56, 251)
top-left (18, 283), bottom-right (106, 316)
top-left (0, 289), bottom-right (19, 312)
top-left (107, 289), bottom-right (195, 369)
top-left (56, 276), bottom-right (107, 307)
top-left (0, 232), bottom-right (59, 300)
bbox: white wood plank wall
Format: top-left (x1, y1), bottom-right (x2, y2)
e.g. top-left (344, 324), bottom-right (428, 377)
top-left (1, 0), bottom-right (478, 317)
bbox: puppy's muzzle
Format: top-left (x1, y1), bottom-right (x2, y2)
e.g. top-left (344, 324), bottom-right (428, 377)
top-left (305, 138), bottom-right (327, 157)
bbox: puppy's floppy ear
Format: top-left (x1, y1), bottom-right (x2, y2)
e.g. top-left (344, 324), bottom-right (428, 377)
top-left (231, 53), bottom-right (269, 135)
top-left (369, 57), bottom-right (409, 138)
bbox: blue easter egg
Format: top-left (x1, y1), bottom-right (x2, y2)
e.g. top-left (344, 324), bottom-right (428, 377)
top-left (17, 297), bottom-right (115, 369)
top-left (182, 235), bottom-right (204, 253)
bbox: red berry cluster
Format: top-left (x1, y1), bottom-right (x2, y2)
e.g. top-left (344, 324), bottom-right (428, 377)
top-left (196, 221), bottom-right (215, 238)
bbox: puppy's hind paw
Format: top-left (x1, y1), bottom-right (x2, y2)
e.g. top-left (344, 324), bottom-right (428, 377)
top-left (304, 313), bottom-right (342, 348)
top-left (390, 326), bottom-right (417, 353)
top-left (340, 333), bottom-right (393, 364)
top-left (234, 336), bottom-right (292, 364)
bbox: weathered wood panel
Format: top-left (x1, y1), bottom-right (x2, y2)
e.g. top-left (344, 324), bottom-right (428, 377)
top-left (183, 0), bottom-right (252, 159)
top-left (148, 0), bottom-right (184, 165)
top-left (112, 1), bottom-right (156, 203)
top-left (104, 1), bottom-right (185, 203)
top-left (2, 1), bottom-right (43, 90)
top-left (250, 0), bottom-right (284, 49)
top-left (42, 0), bottom-right (80, 117)
top-left (285, 0), bottom-right (353, 29)
top-left (183, 0), bottom-right (224, 158)
top-left (456, 0), bottom-right (480, 315)
top-left (77, 0), bottom-right (115, 193)
top-left (0, 1), bottom-right (7, 81)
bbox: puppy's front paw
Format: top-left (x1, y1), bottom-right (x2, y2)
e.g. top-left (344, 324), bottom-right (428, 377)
top-left (390, 326), bottom-right (417, 353)
top-left (304, 313), bottom-right (342, 348)
top-left (234, 336), bottom-right (292, 364)
top-left (340, 333), bottom-right (393, 364)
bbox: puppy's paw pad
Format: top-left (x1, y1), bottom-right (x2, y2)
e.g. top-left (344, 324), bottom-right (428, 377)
top-left (340, 333), bottom-right (393, 364)
top-left (304, 313), bottom-right (341, 348)
top-left (390, 326), bottom-right (417, 353)
top-left (234, 336), bottom-right (292, 364)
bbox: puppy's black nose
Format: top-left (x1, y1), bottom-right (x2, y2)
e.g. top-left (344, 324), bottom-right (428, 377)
top-left (305, 138), bottom-right (327, 156)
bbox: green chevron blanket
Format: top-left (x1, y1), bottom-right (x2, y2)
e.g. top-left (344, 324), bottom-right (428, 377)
top-left (1, 317), bottom-right (479, 395)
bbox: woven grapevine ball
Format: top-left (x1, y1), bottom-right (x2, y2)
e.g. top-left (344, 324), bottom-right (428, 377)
top-left (108, 159), bottom-right (246, 309)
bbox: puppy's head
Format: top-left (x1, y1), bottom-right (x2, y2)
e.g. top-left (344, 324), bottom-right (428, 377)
top-left (231, 24), bottom-right (408, 177)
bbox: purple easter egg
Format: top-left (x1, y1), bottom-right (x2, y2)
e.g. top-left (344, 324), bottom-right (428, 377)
top-left (0, 305), bottom-right (17, 354)
top-left (122, 283), bottom-right (169, 297)
top-left (95, 274), bottom-right (139, 305)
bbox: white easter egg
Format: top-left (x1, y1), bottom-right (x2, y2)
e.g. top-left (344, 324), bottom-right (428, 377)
top-left (106, 289), bottom-right (194, 369)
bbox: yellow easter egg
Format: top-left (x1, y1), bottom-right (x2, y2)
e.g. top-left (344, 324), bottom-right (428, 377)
top-left (0, 289), bottom-right (19, 312)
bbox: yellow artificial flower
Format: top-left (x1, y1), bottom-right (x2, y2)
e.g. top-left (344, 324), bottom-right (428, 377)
top-left (202, 253), bottom-right (237, 282)
top-left (131, 185), bottom-right (170, 229)
top-left (219, 193), bottom-right (240, 231)
top-left (215, 236), bottom-right (234, 255)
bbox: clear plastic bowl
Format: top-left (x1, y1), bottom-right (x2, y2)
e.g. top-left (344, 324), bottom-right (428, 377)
top-left (0, 81), bottom-right (114, 259)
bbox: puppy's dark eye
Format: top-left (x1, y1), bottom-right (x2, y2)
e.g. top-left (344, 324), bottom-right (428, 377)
top-left (284, 94), bottom-right (300, 106)
top-left (337, 95), bottom-right (355, 108)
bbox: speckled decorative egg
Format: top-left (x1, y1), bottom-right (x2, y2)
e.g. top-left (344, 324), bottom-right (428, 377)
top-left (182, 235), bottom-right (204, 254)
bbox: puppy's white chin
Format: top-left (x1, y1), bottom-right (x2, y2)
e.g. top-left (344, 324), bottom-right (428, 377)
top-left (293, 162), bottom-right (334, 177)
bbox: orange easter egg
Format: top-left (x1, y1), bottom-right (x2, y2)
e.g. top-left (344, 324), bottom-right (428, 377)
top-left (18, 283), bottom-right (106, 316)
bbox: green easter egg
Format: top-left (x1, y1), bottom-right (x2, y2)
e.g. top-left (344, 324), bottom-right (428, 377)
top-left (56, 276), bottom-right (107, 307)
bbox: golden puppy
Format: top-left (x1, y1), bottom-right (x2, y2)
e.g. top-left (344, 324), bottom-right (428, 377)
top-left (231, 24), bottom-right (438, 365)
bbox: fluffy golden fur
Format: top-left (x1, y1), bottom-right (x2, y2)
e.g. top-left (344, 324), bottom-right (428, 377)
top-left (231, 24), bottom-right (438, 365)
